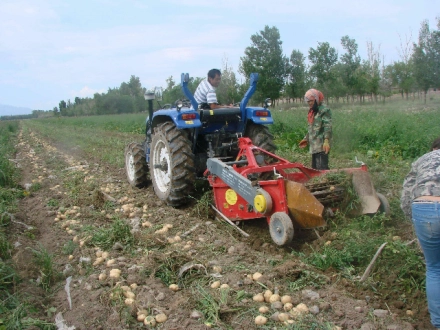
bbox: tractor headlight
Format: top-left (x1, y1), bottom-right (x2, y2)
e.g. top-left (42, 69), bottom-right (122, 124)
top-left (265, 98), bottom-right (272, 108)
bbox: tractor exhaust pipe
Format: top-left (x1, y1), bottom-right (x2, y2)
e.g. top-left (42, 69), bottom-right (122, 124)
top-left (145, 91), bottom-right (155, 135)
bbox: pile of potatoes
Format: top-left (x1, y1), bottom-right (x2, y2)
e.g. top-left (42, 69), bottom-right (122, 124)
top-left (253, 288), bottom-right (310, 325)
top-left (107, 283), bottom-right (169, 326)
top-left (207, 271), bottom-right (313, 326)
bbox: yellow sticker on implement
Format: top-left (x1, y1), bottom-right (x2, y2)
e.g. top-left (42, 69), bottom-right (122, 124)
top-left (260, 117), bottom-right (267, 121)
top-left (185, 120), bottom-right (194, 124)
top-left (210, 110), bottom-right (214, 115)
top-left (225, 189), bottom-right (238, 205)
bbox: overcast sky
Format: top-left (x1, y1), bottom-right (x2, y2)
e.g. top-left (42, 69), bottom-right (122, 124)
top-left (0, 0), bottom-right (438, 112)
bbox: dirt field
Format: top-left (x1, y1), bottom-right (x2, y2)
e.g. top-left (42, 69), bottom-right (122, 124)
top-left (8, 125), bottom-right (435, 330)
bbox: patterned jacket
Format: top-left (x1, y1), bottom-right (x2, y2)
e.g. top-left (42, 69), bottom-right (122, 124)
top-left (401, 149), bottom-right (440, 219)
top-left (304, 105), bottom-right (332, 154)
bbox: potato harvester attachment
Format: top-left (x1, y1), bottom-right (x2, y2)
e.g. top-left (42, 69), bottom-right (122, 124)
top-left (205, 137), bottom-right (389, 246)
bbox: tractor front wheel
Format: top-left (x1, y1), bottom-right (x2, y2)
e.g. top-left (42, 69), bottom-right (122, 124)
top-left (125, 142), bottom-right (148, 188)
top-left (269, 212), bottom-right (294, 246)
top-left (150, 122), bottom-right (195, 206)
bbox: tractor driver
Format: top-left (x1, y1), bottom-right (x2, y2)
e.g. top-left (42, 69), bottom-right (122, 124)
top-left (194, 69), bottom-right (234, 110)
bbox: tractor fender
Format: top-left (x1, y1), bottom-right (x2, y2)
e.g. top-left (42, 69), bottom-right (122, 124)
top-left (246, 107), bottom-right (274, 125)
top-left (151, 111), bottom-right (202, 130)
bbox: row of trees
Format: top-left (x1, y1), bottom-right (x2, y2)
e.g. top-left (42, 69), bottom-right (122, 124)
top-left (52, 18), bottom-right (439, 117)
top-left (239, 19), bottom-right (439, 105)
top-left (0, 109), bottom-right (54, 121)
top-left (53, 75), bottom-right (147, 117)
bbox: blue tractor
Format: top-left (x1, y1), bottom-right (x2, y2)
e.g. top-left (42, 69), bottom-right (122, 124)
top-left (124, 72), bottom-right (276, 206)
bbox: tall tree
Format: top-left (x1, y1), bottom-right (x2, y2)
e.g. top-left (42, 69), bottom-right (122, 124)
top-left (432, 18), bottom-right (440, 87)
top-left (379, 61), bottom-right (394, 101)
top-left (286, 50), bottom-right (308, 101)
top-left (162, 74), bottom-right (202, 108)
top-left (328, 63), bottom-right (348, 102)
top-left (124, 75), bottom-right (144, 97)
top-left (217, 57), bottom-right (240, 104)
top-left (162, 76), bottom-right (183, 107)
top-left (363, 41), bottom-right (382, 102)
top-left (59, 100), bottom-right (67, 116)
top-left (340, 36), bottom-right (361, 101)
top-left (166, 76), bottom-right (175, 90)
top-left (239, 25), bottom-right (288, 104)
top-left (413, 20), bottom-right (433, 103)
top-left (308, 42), bottom-right (338, 96)
top-left (394, 32), bottom-right (414, 99)
top-left (412, 18), bottom-right (440, 103)
top-left (390, 61), bottom-right (414, 99)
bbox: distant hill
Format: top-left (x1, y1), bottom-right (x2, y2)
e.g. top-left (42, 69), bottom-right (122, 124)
top-left (0, 104), bottom-right (33, 117)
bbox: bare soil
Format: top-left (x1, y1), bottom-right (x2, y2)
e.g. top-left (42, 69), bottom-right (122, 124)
top-left (8, 127), bottom-right (436, 330)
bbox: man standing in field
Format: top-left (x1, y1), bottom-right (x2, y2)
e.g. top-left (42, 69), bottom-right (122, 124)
top-left (298, 89), bottom-right (332, 170)
top-left (194, 69), bottom-right (233, 110)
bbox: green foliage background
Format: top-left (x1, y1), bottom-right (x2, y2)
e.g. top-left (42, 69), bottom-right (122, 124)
top-left (271, 98), bottom-right (440, 160)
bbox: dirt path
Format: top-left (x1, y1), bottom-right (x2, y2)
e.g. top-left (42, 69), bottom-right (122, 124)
top-left (8, 125), bottom-right (433, 329)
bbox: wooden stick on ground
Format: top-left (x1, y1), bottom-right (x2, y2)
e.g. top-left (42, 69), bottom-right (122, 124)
top-left (2, 212), bottom-right (34, 230)
top-left (360, 242), bottom-right (387, 282)
top-left (404, 238), bottom-right (417, 246)
top-left (181, 224), bottom-right (201, 238)
top-left (211, 204), bottom-right (250, 237)
top-left (101, 191), bottom-right (117, 203)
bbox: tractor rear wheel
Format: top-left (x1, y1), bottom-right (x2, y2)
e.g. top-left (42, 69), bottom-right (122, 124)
top-left (245, 123), bottom-right (276, 154)
top-left (245, 123), bottom-right (277, 179)
top-left (150, 122), bottom-right (195, 206)
top-left (269, 212), bottom-right (294, 246)
top-left (125, 142), bottom-right (148, 188)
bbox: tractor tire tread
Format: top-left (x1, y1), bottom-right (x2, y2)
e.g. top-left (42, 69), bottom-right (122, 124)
top-left (151, 122), bottom-right (195, 206)
top-left (245, 124), bottom-right (277, 153)
top-left (125, 142), bottom-right (148, 188)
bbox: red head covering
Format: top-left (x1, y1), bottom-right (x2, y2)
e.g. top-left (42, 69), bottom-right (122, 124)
top-left (304, 89), bottom-right (324, 123)
top-left (304, 89), bottom-right (324, 105)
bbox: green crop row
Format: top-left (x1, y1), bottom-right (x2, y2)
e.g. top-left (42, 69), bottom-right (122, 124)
top-left (271, 96), bottom-right (440, 160)
top-left (0, 121), bottom-right (19, 188)
top-left (36, 113), bottom-right (148, 135)
top-left (0, 121), bottom-right (56, 329)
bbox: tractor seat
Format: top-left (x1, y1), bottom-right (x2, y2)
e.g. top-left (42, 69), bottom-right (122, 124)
top-left (199, 107), bottom-right (241, 124)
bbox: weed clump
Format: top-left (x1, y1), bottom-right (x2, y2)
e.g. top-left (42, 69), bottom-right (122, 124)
top-left (29, 243), bottom-right (60, 291)
top-left (89, 218), bottom-right (135, 250)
